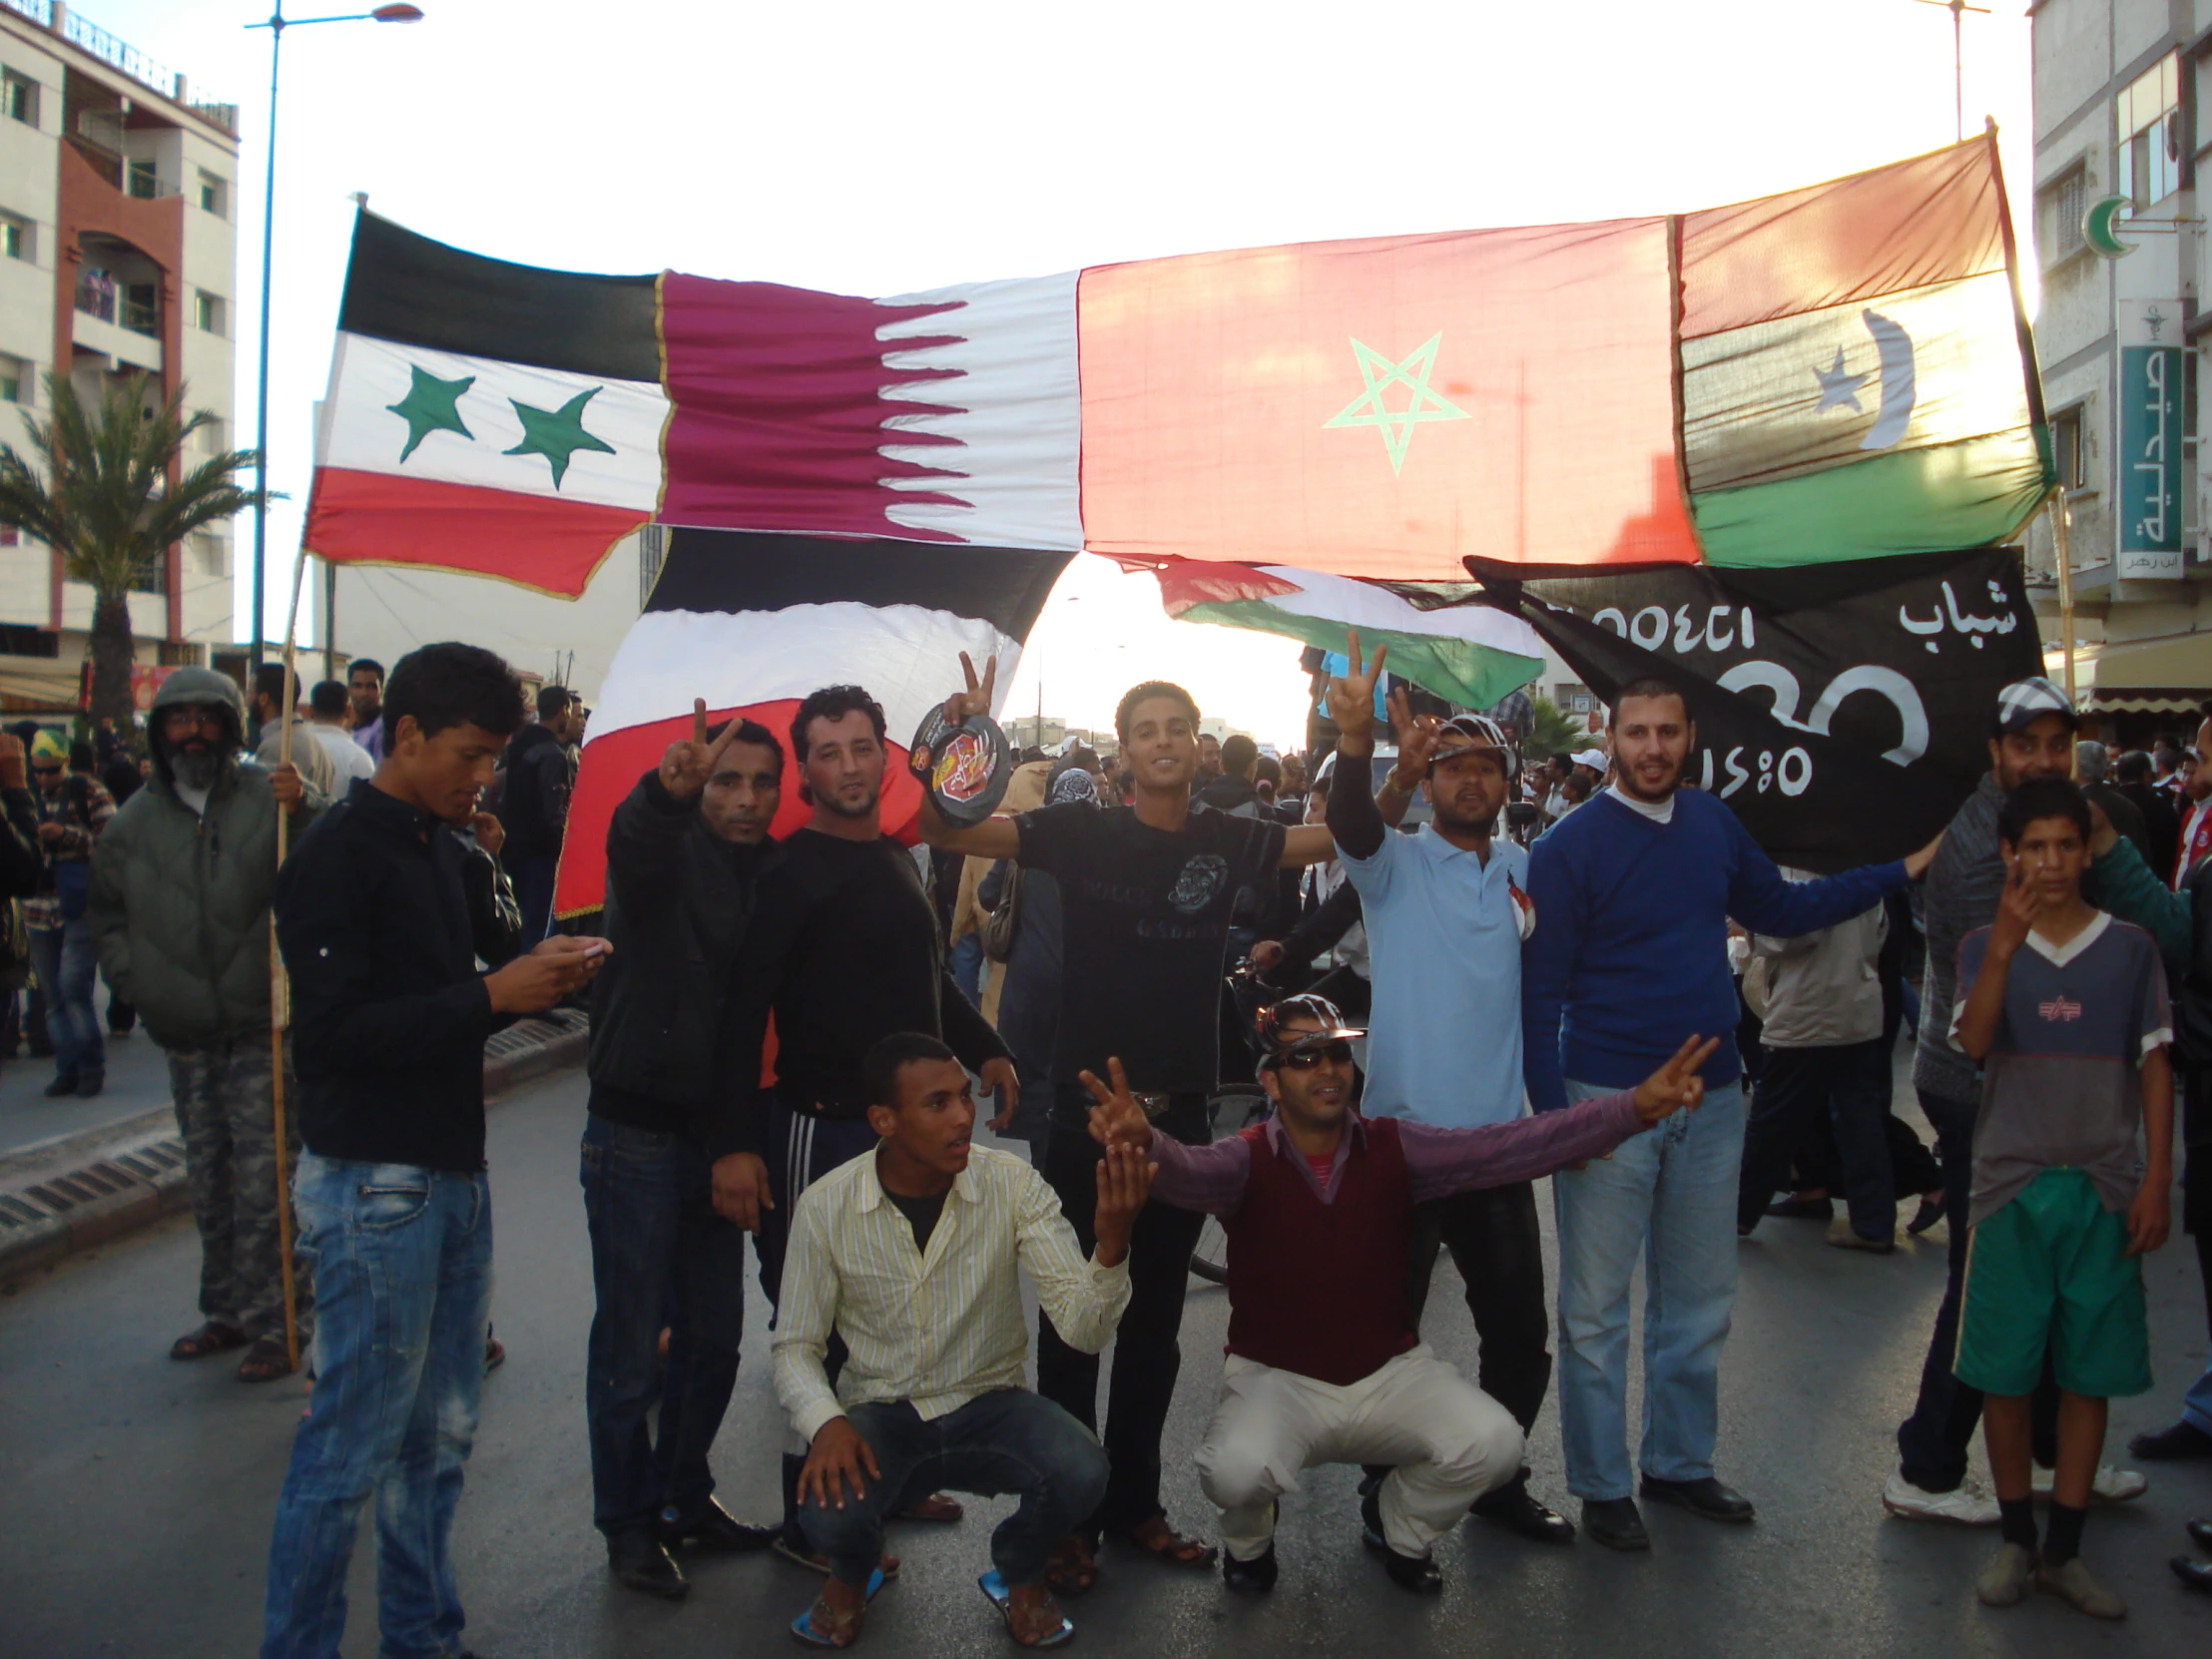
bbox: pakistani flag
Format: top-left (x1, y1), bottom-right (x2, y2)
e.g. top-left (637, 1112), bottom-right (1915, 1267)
top-left (1156, 561), bottom-right (1546, 711)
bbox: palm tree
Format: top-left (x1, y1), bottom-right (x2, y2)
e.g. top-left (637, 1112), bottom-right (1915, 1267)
top-left (0, 370), bottom-right (268, 729)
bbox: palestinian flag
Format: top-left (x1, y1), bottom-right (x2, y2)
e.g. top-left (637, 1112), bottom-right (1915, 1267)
top-left (551, 527), bottom-right (1070, 919)
top-left (1155, 560), bottom-right (1546, 711)
top-left (307, 134), bottom-right (2041, 591)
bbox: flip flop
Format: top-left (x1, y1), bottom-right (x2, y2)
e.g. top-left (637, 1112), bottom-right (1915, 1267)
top-left (894, 1491), bottom-right (965, 1524)
top-left (977, 1570), bottom-right (1074, 1649)
top-left (789, 1567), bottom-right (886, 1648)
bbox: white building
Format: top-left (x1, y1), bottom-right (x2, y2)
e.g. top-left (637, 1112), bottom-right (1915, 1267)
top-left (2027, 0), bottom-right (2212, 741)
top-left (0, 1), bottom-right (240, 712)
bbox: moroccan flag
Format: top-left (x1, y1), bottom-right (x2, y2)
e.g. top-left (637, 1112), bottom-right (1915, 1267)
top-left (552, 527), bottom-right (1070, 918)
top-left (1154, 560), bottom-right (1546, 711)
top-left (307, 134), bottom-right (2041, 592)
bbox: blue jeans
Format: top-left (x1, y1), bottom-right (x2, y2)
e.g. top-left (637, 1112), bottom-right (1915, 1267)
top-left (950, 929), bottom-right (985, 1004)
top-left (2184, 1358), bottom-right (2212, 1435)
top-left (799, 1390), bottom-right (1107, 1588)
top-left (29, 917), bottom-right (101, 1080)
top-left (1736, 1039), bottom-right (1897, 1241)
top-left (580, 1114), bottom-right (747, 1537)
top-left (262, 1154), bottom-right (494, 1659)
top-left (514, 853), bottom-right (557, 950)
top-left (1553, 1076), bottom-right (1747, 1502)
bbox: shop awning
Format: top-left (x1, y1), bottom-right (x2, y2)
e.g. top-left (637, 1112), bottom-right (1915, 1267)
top-left (2083, 631), bottom-right (2212, 714)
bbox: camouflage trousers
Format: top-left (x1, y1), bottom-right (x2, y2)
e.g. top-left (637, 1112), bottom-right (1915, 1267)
top-left (169, 1036), bottom-right (314, 1344)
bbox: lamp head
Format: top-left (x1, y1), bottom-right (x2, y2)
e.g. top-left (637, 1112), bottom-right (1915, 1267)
top-left (371, 4), bottom-right (424, 20)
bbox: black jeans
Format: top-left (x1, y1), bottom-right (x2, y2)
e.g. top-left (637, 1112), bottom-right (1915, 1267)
top-left (1895, 1087), bottom-right (2058, 1489)
top-left (801, 1391), bottom-right (1108, 1588)
top-left (579, 1115), bottom-right (748, 1537)
top-left (1738, 1040), bottom-right (1896, 1241)
top-left (1403, 1181), bottom-right (1552, 1440)
top-left (1036, 1089), bottom-right (1208, 1539)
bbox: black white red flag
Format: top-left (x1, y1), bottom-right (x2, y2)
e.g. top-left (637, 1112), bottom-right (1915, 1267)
top-left (1486, 548), bottom-right (2042, 871)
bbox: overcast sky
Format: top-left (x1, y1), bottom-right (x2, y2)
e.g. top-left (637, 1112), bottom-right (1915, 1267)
top-left (94, 0), bottom-right (2034, 745)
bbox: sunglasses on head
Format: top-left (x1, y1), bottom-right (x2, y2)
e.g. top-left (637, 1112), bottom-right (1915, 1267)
top-left (31, 762), bottom-right (61, 774)
top-left (1276, 1041), bottom-right (1354, 1071)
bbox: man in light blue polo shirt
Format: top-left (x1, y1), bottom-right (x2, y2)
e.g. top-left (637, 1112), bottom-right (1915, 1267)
top-left (1323, 637), bottom-right (1568, 1545)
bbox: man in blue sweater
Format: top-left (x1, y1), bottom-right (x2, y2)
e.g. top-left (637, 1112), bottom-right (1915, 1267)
top-left (1522, 676), bottom-right (1938, 1551)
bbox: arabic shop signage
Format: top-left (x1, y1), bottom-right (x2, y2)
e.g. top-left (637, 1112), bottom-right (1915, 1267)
top-left (2119, 301), bottom-right (2184, 579)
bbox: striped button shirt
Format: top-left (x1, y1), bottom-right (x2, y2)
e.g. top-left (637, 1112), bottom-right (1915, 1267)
top-left (773, 1144), bottom-right (1132, 1443)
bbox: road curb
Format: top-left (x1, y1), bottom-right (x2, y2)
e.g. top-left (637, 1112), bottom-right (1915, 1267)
top-left (0, 1009), bottom-right (589, 1290)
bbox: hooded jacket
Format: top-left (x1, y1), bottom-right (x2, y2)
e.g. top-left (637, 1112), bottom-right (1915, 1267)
top-left (498, 721), bottom-right (576, 863)
top-left (89, 667), bottom-right (326, 1047)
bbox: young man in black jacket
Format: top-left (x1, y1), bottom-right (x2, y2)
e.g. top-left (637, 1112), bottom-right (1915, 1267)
top-left (501, 684), bottom-right (583, 947)
top-left (582, 701), bottom-right (785, 1599)
top-left (261, 643), bottom-right (611, 1659)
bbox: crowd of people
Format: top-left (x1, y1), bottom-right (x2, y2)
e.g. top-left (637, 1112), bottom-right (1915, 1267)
top-left (5, 626), bottom-right (2206, 1654)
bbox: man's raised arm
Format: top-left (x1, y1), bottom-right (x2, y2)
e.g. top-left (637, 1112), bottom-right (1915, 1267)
top-left (913, 651), bottom-right (1024, 857)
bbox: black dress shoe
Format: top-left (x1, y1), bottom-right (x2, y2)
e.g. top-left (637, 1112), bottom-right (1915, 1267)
top-left (2188, 1517), bottom-right (2212, 1552)
top-left (1222, 1543), bottom-right (1278, 1593)
top-left (1639, 1474), bottom-right (1755, 1523)
top-left (2172, 1555), bottom-right (2212, 1594)
top-left (1361, 1479), bottom-right (1442, 1592)
top-left (2130, 1419), bottom-right (2212, 1461)
top-left (1469, 1478), bottom-right (1576, 1543)
top-left (608, 1532), bottom-right (690, 1600)
top-left (658, 1497), bottom-right (778, 1553)
top-left (1581, 1497), bottom-right (1649, 1552)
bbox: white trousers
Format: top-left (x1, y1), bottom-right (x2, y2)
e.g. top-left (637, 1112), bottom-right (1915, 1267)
top-left (1195, 1345), bottom-right (1524, 1561)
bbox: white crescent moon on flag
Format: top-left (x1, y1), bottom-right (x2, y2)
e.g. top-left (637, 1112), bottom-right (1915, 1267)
top-left (1860, 308), bottom-right (1916, 450)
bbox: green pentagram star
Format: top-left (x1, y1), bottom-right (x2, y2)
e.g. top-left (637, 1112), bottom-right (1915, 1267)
top-left (1323, 333), bottom-right (1470, 475)
top-left (387, 365), bottom-right (476, 463)
top-left (503, 387), bottom-right (615, 488)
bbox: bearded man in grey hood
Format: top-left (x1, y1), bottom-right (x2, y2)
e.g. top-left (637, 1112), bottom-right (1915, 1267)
top-left (89, 668), bottom-right (327, 1382)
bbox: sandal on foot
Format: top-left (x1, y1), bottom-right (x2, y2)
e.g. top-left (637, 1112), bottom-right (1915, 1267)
top-left (774, 1535), bottom-right (900, 1581)
top-left (1042, 1536), bottom-right (1097, 1597)
top-left (1114, 1517), bottom-right (1218, 1569)
top-left (170, 1322), bottom-right (246, 1361)
top-left (238, 1337), bottom-right (296, 1383)
top-left (790, 1568), bottom-right (886, 1648)
top-left (978, 1570), bottom-right (1073, 1649)
top-left (894, 1491), bottom-right (964, 1524)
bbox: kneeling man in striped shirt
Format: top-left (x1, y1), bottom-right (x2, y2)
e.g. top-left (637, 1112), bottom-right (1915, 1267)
top-left (1084, 996), bottom-right (1715, 1595)
top-left (774, 1031), bottom-right (1154, 1649)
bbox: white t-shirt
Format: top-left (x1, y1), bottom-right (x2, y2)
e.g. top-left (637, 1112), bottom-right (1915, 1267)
top-left (311, 724), bottom-right (377, 788)
top-left (1605, 784), bottom-right (1676, 825)
top-left (175, 780), bottom-right (210, 817)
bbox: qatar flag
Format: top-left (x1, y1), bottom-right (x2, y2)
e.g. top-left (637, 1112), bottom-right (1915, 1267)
top-left (552, 527), bottom-right (1070, 918)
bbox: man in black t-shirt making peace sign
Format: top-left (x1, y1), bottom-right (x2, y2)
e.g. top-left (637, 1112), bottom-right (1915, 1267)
top-left (919, 657), bottom-right (1336, 1593)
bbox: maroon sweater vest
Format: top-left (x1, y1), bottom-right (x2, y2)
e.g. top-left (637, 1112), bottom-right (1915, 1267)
top-left (1222, 1117), bottom-right (1417, 1386)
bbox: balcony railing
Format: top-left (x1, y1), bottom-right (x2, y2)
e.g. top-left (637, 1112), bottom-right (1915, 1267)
top-left (75, 273), bottom-right (115, 324)
top-left (2, 0), bottom-right (54, 26)
top-left (2, 2), bottom-right (236, 128)
top-left (120, 293), bottom-right (155, 335)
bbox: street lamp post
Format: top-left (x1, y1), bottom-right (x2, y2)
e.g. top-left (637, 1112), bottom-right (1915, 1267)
top-left (244, 2), bottom-right (423, 673)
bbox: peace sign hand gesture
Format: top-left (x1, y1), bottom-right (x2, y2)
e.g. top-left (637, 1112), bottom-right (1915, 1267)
top-left (1324, 629), bottom-right (1389, 751)
top-left (659, 699), bottom-right (745, 803)
top-left (1383, 687), bottom-right (1443, 791)
top-left (1631, 1033), bottom-right (1722, 1125)
top-left (1079, 1056), bottom-right (1154, 1153)
top-left (941, 652), bottom-right (997, 728)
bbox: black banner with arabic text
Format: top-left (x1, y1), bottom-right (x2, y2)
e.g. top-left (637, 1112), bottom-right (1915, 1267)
top-left (1484, 549), bottom-right (2042, 873)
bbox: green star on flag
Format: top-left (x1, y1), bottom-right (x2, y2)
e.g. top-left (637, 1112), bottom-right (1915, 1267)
top-left (387, 365), bottom-right (476, 462)
top-left (497, 389), bottom-right (610, 486)
top-left (1323, 333), bottom-right (1470, 475)
top-left (504, 387), bottom-right (617, 488)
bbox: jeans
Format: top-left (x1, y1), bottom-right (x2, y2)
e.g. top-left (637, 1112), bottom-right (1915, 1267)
top-left (514, 853), bottom-right (557, 950)
top-left (28, 918), bottom-right (101, 1081)
top-left (1404, 1181), bottom-right (1552, 1441)
top-left (262, 1155), bottom-right (494, 1659)
top-left (949, 929), bottom-right (985, 1004)
top-left (1035, 1089), bottom-right (1208, 1537)
top-left (1553, 1077), bottom-right (1746, 1502)
top-left (580, 1115), bottom-right (747, 1538)
top-left (1737, 1039), bottom-right (1896, 1241)
top-left (799, 1391), bottom-right (1107, 1588)
top-left (1894, 1087), bottom-right (2059, 1488)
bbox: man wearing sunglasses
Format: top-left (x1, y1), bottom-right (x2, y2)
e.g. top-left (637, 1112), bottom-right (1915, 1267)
top-left (1083, 995), bottom-right (1716, 1595)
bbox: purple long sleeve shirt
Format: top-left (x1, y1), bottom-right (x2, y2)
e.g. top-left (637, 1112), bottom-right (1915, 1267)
top-left (1147, 1089), bottom-right (1650, 1215)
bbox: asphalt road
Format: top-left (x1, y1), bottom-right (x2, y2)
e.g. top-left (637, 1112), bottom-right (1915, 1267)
top-left (3, 1061), bottom-right (2207, 1658)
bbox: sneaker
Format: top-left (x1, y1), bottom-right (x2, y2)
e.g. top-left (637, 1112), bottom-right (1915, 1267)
top-left (2036, 1554), bottom-right (2127, 1619)
top-left (2130, 1419), bottom-right (2212, 1461)
top-left (2029, 1464), bottom-right (2147, 1506)
top-left (41, 1072), bottom-right (77, 1099)
top-left (1884, 1469), bottom-right (2000, 1525)
top-left (74, 1069), bottom-right (104, 1099)
top-left (1973, 1541), bottom-right (2038, 1607)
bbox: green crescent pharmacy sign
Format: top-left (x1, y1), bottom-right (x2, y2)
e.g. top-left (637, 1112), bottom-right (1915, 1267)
top-left (2118, 301), bottom-right (2184, 580)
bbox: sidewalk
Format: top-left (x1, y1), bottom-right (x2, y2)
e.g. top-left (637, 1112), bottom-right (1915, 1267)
top-left (0, 1007), bottom-right (589, 1286)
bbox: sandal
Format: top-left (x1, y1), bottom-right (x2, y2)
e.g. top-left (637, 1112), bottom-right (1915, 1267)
top-left (238, 1336), bottom-right (297, 1384)
top-left (772, 1534), bottom-right (900, 1581)
top-left (170, 1321), bottom-right (246, 1362)
top-left (977, 1570), bottom-right (1073, 1649)
top-left (790, 1567), bottom-right (885, 1648)
top-left (1042, 1535), bottom-right (1097, 1598)
top-left (893, 1491), bottom-right (964, 1524)
top-left (1113, 1516), bottom-right (1218, 1569)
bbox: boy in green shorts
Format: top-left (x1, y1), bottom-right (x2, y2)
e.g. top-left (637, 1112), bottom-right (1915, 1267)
top-left (1950, 777), bottom-right (2174, 1621)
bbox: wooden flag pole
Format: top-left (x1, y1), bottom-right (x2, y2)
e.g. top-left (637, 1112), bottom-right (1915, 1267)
top-left (269, 544), bottom-right (310, 1375)
top-left (2047, 488), bottom-right (2078, 706)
